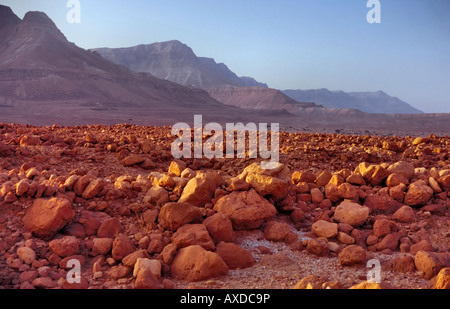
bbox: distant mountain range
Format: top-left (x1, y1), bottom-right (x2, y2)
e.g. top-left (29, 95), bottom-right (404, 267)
top-left (93, 41), bottom-right (423, 115)
top-left (0, 6), bottom-right (249, 125)
top-left (282, 89), bottom-right (423, 114)
top-left (92, 41), bottom-right (268, 89)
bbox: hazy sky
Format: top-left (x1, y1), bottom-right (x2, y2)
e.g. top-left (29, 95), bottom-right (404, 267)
top-left (2, 0), bottom-right (449, 113)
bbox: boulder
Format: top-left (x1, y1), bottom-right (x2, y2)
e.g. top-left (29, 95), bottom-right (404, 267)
top-left (97, 217), bottom-right (122, 238)
top-left (203, 212), bottom-right (236, 244)
top-left (23, 197), bottom-right (75, 240)
top-left (111, 234), bottom-right (134, 261)
top-left (392, 205), bottom-right (416, 223)
top-left (49, 236), bottom-right (80, 257)
top-left (213, 189), bottom-right (277, 230)
top-left (433, 268), bottom-right (450, 289)
top-left (143, 186), bottom-right (169, 206)
top-left (387, 161), bottom-right (415, 180)
top-left (333, 201), bottom-right (370, 227)
top-left (338, 245), bottom-right (367, 266)
top-left (415, 251), bottom-right (450, 279)
top-left (171, 245), bottom-right (228, 282)
top-left (158, 202), bottom-right (203, 231)
top-left (311, 220), bottom-right (338, 239)
top-left (404, 181), bottom-right (433, 207)
top-left (178, 171), bottom-right (223, 207)
top-left (263, 221), bottom-right (291, 242)
top-left (171, 224), bottom-right (215, 251)
top-left (215, 242), bottom-right (255, 269)
top-left (306, 238), bottom-right (329, 257)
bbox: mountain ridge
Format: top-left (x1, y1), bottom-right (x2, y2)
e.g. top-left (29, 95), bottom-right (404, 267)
top-left (91, 40), bottom-right (268, 89)
top-left (282, 88), bottom-right (423, 114)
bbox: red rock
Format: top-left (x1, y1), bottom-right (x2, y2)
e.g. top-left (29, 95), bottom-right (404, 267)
top-left (171, 245), bottom-right (228, 282)
top-left (23, 197), bottom-right (75, 240)
top-left (391, 255), bottom-right (415, 273)
top-left (97, 217), bottom-right (122, 238)
top-left (306, 238), bottom-right (329, 257)
top-left (213, 189), bottom-right (277, 230)
top-left (178, 171), bottom-right (223, 207)
top-left (92, 238), bottom-right (113, 255)
top-left (386, 173), bottom-right (409, 187)
top-left (290, 208), bottom-right (306, 223)
top-left (338, 245), bottom-right (366, 266)
top-left (168, 160), bottom-right (187, 177)
top-left (82, 178), bottom-right (104, 199)
top-left (143, 186), bottom-right (169, 206)
top-left (111, 234), bottom-right (134, 261)
top-left (410, 239), bottom-right (434, 256)
top-left (135, 268), bottom-right (160, 289)
top-left (203, 212), bottom-right (236, 244)
top-left (32, 277), bottom-right (57, 289)
top-left (315, 171), bottom-right (332, 187)
top-left (49, 236), bottom-right (80, 258)
top-left (171, 224), bottom-right (215, 251)
top-left (16, 179), bottom-right (31, 197)
top-left (73, 174), bottom-right (91, 196)
top-left (19, 135), bottom-right (42, 146)
top-left (374, 232), bottom-right (400, 251)
top-left (337, 232), bottom-right (355, 245)
top-left (392, 205), bottom-right (416, 223)
top-left (310, 187), bottom-right (324, 204)
top-left (263, 221), bottom-right (291, 242)
top-left (16, 247), bottom-right (36, 265)
top-left (415, 251), bottom-right (450, 279)
top-left (107, 265), bottom-right (131, 280)
top-left (78, 210), bottom-right (111, 236)
top-left (373, 219), bottom-right (397, 238)
top-left (292, 171), bottom-right (316, 184)
top-left (333, 201), bottom-right (370, 227)
top-left (437, 174), bottom-right (450, 191)
top-left (122, 249), bottom-right (149, 267)
top-left (215, 242), bottom-right (255, 269)
top-left (311, 220), bottom-right (338, 239)
top-left (433, 267), bottom-right (450, 289)
top-left (364, 193), bottom-right (402, 213)
top-left (404, 181), bottom-right (433, 207)
top-left (157, 202), bottom-right (203, 231)
top-left (387, 161), bottom-right (415, 180)
top-left (121, 155), bottom-right (145, 166)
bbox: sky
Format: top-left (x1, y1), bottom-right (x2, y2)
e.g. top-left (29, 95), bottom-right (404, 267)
top-left (1, 0), bottom-right (449, 113)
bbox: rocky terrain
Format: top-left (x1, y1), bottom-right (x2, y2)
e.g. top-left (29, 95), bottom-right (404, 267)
top-left (0, 122), bottom-right (449, 290)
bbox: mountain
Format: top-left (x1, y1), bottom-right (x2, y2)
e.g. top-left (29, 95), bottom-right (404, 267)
top-left (206, 87), bottom-right (320, 113)
top-left (91, 41), bottom-right (268, 89)
top-left (282, 89), bottom-right (423, 114)
top-left (0, 6), bottom-right (259, 126)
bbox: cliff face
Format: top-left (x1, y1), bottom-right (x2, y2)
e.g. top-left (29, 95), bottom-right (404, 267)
top-left (92, 41), bottom-right (268, 89)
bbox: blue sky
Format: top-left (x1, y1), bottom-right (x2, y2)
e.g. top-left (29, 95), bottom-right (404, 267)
top-left (2, 0), bottom-right (449, 113)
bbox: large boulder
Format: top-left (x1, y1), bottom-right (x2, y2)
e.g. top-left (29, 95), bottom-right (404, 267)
top-left (178, 172), bottom-right (223, 207)
top-left (238, 163), bottom-right (290, 201)
top-left (158, 202), bottom-right (203, 231)
top-left (171, 224), bottom-right (215, 251)
top-left (171, 245), bottom-right (228, 282)
top-left (213, 189), bottom-right (277, 230)
top-left (333, 201), bottom-right (370, 227)
top-left (23, 197), bottom-right (75, 240)
top-left (404, 181), bottom-right (433, 207)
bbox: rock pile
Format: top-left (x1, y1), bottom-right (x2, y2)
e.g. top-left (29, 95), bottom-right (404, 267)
top-left (0, 123), bottom-right (448, 289)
